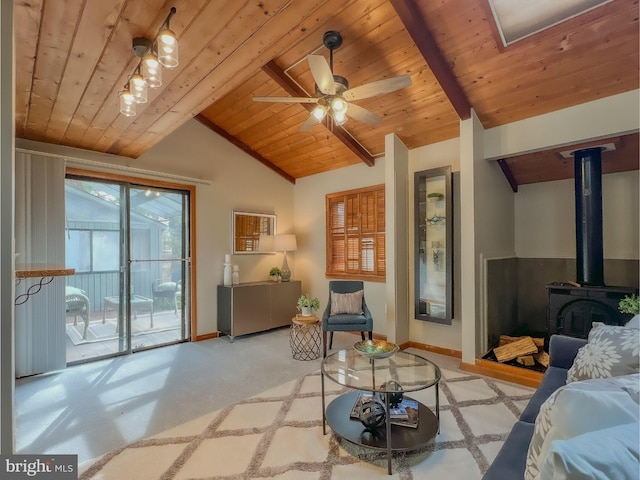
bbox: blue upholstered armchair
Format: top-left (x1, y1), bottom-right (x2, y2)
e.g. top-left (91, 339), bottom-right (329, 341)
top-left (322, 280), bottom-right (373, 356)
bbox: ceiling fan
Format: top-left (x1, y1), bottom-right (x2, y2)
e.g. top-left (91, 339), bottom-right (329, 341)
top-left (252, 31), bottom-right (412, 131)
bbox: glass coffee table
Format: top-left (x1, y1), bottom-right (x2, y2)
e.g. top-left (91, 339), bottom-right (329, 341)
top-left (321, 349), bottom-right (441, 475)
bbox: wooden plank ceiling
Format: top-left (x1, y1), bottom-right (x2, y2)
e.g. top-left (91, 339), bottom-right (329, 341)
top-left (14, 0), bottom-right (639, 183)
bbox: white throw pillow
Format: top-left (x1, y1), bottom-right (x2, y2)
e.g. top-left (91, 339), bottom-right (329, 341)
top-left (566, 322), bottom-right (639, 383)
top-left (330, 290), bottom-right (364, 315)
top-left (626, 315), bottom-right (640, 330)
top-left (540, 422), bottom-right (639, 480)
top-left (525, 374), bottom-right (640, 480)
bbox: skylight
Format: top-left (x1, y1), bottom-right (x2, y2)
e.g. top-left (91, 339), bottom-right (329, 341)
top-left (488, 0), bottom-right (613, 46)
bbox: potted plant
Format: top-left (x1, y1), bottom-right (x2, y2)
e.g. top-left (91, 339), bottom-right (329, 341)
top-left (619, 294), bottom-right (640, 325)
top-left (297, 293), bottom-right (320, 316)
top-left (269, 267), bottom-right (281, 282)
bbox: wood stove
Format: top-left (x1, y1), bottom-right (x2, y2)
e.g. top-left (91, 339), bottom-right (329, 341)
top-left (547, 147), bottom-right (638, 338)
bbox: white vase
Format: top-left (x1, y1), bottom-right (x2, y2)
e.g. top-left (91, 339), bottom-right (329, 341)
top-left (232, 265), bottom-right (240, 285)
top-left (301, 306), bottom-right (312, 316)
top-left (223, 263), bottom-right (232, 286)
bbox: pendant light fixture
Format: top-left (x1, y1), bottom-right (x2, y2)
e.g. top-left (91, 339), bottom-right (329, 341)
top-left (118, 7), bottom-right (178, 117)
top-left (119, 84), bottom-right (136, 117)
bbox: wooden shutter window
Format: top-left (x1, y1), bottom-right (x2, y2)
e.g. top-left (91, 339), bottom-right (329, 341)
top-left (326, 184), bottom-right (385, 281)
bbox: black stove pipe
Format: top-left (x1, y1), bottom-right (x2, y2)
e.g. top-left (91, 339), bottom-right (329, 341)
top-left (574, 147), bottom-right (604, 286)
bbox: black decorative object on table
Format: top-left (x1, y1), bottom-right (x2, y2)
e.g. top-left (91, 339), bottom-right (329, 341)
top-left (358, 400), bottom-right (386, 431)
top-left (377, 380), bottom-right (404, 408)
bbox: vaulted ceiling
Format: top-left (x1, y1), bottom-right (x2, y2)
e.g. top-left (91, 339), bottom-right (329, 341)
top-left (14, 0), bottom-right (639, 183)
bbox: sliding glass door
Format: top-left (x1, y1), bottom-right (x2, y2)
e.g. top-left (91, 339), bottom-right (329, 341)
top-left (64, 176), bottom-right (190, 363)
top-left (128, 186), bottom-right (190, 350)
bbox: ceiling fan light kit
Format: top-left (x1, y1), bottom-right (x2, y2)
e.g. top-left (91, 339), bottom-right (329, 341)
top-left (253, 30), bottom-right (412, 132)
top-left (118, 7), bottom-right (179, 117)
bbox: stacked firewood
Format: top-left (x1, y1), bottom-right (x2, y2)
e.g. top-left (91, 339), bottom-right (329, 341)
top-left (492, 335), bottom-right (549, 368)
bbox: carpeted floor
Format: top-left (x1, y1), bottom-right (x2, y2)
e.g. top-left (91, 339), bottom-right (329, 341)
top-left (79, 361), bottom-right (534, 479)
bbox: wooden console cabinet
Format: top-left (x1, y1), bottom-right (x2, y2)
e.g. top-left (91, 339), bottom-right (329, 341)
top-left (217, 280), bottom-right (301, 341)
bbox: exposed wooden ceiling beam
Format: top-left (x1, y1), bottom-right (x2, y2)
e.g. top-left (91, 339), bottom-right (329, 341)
top-left (389, 0), bottom-right (472, 121)
top-left (194, 114), bottom-right (296, 184)
top-left (497, 159), bottom-right (518, 193)
top-left (262, 60), bottom-right (375, 167)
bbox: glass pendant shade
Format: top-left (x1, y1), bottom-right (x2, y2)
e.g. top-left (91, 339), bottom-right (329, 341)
top-left (119, 89), bottom-right (136, 117)
top-left (142, 51), bottom-right (162, 88)
top-left (157, 29), bottom-right (179, 68)
top-left (118, 8), bottom-right (178, 116)
top-left (334, 110), bottom-right (347, 126)
top-left (130, 73), bottom-right (147, 103)
top-left (331, 97), bottom-right (348, 114)
top-left (311, 105), bottom-right (327, 122)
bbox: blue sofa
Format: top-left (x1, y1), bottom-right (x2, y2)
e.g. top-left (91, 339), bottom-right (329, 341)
top-left (482, 335), bottom-right (587, 480)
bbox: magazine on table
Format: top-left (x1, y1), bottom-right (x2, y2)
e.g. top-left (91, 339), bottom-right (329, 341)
top-left (350, 393), bottom-right (419, 428)
top-left (389, 398), bottom-right (419, 428)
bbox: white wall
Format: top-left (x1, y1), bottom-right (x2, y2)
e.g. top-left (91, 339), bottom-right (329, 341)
top-left (385, 134), bottom-right (410, 345)
top-left (293, 159), bottom-right (387, 335)
top-left (137, 120), bottom-right (296, 336)
top-left (485, 90), bottom-right (640, 160)
top-left (515, 172), bottom-right (639, 259)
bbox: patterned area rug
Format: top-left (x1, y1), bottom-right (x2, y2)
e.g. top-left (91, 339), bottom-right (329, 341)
top-left (79, 365), bottom-right (533, 479)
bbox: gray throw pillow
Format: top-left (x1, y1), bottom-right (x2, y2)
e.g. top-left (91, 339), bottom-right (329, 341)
top-left (330, 290), bottom-right (364, 316)
top-left (566, 322), bottom-right (640, 383)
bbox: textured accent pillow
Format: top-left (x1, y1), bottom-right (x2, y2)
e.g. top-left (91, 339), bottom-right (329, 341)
top-left (330, 290), bottom-right (364, 315)
top-left (541, 422), bottom-right (639, 480)
top-left (525, 386), bottom-right (559, 480)
top-left (525, 374), bottom-right (640, 480)
top-left (566, 322), bottom-right (640, 383)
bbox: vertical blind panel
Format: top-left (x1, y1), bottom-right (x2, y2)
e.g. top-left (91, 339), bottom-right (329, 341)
top-left (14, 152), bottom-right (66, 377)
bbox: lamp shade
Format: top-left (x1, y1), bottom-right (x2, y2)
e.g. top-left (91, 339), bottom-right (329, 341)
top-left (273, 234), bottom-right (297, 252)
top-left (258, 234), bottom-right (274, 252)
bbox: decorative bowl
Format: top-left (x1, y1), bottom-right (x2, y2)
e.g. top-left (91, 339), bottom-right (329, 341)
top-left (353, 339), bottom-right (399, 359)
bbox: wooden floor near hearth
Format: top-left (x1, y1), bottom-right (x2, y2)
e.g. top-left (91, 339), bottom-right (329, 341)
top-left (461, 358), bottom-right (544, 388)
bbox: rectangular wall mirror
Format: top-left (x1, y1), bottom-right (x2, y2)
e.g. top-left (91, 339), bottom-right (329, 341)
top-left (233, 211), bottom-right (276, 254)
top-left (414, 167), bottom-right (453, 324)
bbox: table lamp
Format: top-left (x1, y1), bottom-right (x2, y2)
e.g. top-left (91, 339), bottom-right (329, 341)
top-left (273, 234), bottom-right (297, 282)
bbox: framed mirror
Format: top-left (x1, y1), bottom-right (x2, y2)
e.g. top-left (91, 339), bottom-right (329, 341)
top-left (233, 211), bottom-right (276, 254)
top-left (414, 167), bottom-right (453, 324)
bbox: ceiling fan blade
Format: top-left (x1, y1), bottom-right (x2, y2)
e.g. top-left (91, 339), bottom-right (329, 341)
top-left (299, 115), bottom-right (320, 132)
top-left (343, 75), bottom-right (412, 101)
top-left (307, 55), bottom-right (335, 95)
top-left (252, 96), bottom-right (319, 104)
top-left (347, 103), bottom-right (381, 126)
